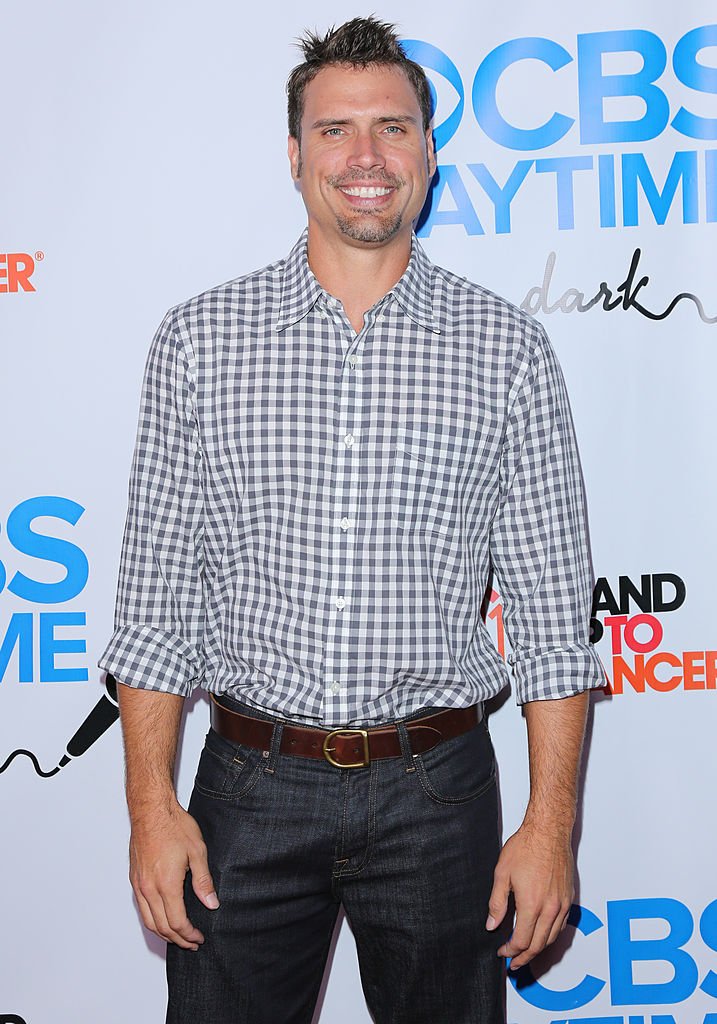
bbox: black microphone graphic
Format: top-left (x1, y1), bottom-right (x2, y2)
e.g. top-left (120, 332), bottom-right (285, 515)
top-left (56, 673), bottom-right (120, 768)
top-left (0, 674), bottom-right (120, 778)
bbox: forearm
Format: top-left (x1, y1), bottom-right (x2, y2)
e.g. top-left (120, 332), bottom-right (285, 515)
top-left (116, 681), bottom-right (217, 947)
top-left (117, 682), bottom-right (185, 821)
top-left (522, 691), bottom-right (589, 837)
top-left (487, 691), bottom-right (589, 965)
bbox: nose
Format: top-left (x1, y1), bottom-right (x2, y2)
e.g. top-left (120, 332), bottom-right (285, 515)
top-left (346, 128), bottom-right (386, 171)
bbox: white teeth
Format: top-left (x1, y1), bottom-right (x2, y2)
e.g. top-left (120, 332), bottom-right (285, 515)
top-left (341, 186), bottom-right (392, 197)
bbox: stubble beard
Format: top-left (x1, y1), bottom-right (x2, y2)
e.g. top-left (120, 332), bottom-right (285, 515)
top-left (334, 209), bottom-right (405, 244)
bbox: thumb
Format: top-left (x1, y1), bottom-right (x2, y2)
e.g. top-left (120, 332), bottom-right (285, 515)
top-left (486, 869), bottom-right (510, 931)
top-left (189, 848), bottom-right (219, 910)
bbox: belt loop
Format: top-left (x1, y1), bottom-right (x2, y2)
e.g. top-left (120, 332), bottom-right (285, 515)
top-left (395, 721), bottom-right (417, 774)
top-left (263, 719), bottom-right (284, 775)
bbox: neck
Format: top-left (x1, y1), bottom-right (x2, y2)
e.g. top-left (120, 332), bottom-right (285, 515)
top-left (306, 223), bottom-right (413, 333)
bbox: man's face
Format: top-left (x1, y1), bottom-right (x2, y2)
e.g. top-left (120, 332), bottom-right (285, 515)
top-left (288, 64), bottom-right (436, 249)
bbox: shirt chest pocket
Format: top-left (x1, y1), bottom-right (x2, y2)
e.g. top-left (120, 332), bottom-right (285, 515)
top-left (390, 438), bottom-right (460, 537)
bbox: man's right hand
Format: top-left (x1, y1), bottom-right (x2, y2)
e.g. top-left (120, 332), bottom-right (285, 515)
top-left (129, 802), bottom-right (220, 950)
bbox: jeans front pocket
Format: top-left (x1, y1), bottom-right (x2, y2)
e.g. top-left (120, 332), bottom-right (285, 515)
top-left (193, 727), bottom-right (264, 801)
top-left (413, 718), bottom-right (496, 805)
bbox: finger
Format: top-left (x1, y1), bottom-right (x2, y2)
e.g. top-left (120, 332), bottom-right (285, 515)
top-left (158, 875), bottom-right (206, 945)
top-left (160, 912), bottom-right (200, 949)
top-left (508, 911), bottom-right (553, 970)
top-left (132, 873), bottom-right (170, 940)
top-left (486, 870), bottom-right (510, 930)
top-left (546, 902), bottom-right (571, 948)
top-left (151, 892), bottom-right (201, 950)
top-left (162, 897), bottom-right (205, 946)
top-left (498, 907), bottom-right (538, 960)
top-left (138, 879), bottom-right (202, 950)
top-left (134, 887), bottom-right (159, 935)
top-left (189, 846), bottom-right (220, 911)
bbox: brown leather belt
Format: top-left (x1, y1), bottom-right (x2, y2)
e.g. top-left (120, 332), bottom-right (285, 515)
top-left (210, 695), bottom-right (483, 769)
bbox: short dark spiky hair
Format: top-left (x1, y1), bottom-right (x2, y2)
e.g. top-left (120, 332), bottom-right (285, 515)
top-left (287, 16), bottom-right (432, 142)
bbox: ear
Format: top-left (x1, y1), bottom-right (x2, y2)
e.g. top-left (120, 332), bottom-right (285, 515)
top-left (288, 134), bottom-right (301, 180)
top-left (425, 128), bottom-right (437, 178)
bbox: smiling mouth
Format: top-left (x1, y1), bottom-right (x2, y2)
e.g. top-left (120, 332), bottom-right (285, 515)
top-left (339, 186), bottom-right (394, 198)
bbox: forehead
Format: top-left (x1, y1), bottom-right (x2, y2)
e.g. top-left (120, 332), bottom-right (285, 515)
top-left (301, 64), bottom-right (421, 124)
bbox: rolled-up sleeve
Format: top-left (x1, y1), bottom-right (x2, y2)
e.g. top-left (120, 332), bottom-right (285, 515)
top-left (98, 309), bottom-right (205, 696)
top-left (489, 322), bottom-right (606, 704)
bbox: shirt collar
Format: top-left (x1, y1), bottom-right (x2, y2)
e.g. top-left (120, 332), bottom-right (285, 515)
top-left (275, 229), bottom-right (439, 334)
top-left (388, 232), bottom-right (439, 334)
top-left (275, 230), bottom-right (324, 332)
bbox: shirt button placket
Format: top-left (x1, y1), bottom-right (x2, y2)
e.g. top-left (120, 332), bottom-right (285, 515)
top-left (323, 308), bottom-right (366, 727)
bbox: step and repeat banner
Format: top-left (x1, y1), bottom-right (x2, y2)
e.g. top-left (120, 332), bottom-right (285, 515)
top-left (2, 1), bottom-right (715, 1021)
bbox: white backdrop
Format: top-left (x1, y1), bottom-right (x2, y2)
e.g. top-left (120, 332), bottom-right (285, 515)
top-left (2, 2), bottom-right (716, 1022)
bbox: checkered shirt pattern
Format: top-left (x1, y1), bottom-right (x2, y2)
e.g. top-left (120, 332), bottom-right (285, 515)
top-left (98, 230), bottom-right (605, 727)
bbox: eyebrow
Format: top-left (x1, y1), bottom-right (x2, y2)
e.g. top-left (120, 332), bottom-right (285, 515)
top-left (309, 115), bottom-right (419, 129)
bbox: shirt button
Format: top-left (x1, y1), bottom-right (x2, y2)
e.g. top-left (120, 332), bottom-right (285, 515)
top-left (344, 433), bottom-right (355, 447)
top-left (335, 596), bottom-right (346, 610)
top-left (348, 355), bottom-right (360, 368)
top-left (340, 516), bottom-right (352, 531)
top-left (330, 680), bottom-right (341, 694)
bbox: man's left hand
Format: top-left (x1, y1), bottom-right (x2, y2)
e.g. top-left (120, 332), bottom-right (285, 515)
top-left (485, 821), bottom-right (574, 970)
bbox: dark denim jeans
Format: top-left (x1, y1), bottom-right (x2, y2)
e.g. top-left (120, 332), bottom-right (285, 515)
top-left (166, 698), bottom-right (504, 1024)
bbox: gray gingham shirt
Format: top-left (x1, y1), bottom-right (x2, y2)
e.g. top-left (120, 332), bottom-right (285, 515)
top-left (98, 229), bottom-right (605, 727)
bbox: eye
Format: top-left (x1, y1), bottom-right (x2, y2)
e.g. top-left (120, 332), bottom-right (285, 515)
top-left (324, 127), bottom-right (344, 137)
top-left (383, 124), bottom-right (404, 134)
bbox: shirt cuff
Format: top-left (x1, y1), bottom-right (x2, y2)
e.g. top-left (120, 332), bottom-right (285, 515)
top-left (509, 642), bottom-right (608, 704)
top-left (97, 624), bottom-right (203, 697)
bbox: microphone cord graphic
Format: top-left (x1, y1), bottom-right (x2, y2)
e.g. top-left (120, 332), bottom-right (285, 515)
top-left (0, 673), bottom-right (120, 778)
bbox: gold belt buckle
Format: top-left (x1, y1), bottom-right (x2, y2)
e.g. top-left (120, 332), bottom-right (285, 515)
top-left (322, 728), bottom-right (370, 768)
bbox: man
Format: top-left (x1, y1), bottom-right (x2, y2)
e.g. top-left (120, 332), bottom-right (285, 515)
top-left (99, 16), bottom-right (605, 1024)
